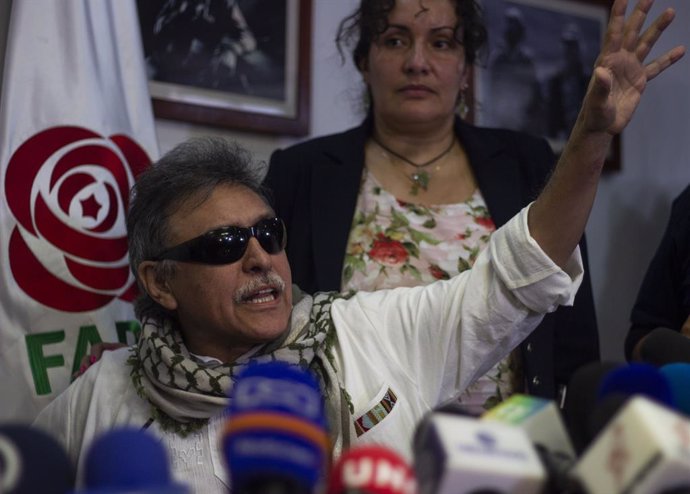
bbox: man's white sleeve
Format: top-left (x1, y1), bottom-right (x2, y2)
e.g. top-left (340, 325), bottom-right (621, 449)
top-left (329, 204), bottom-right (583, 407)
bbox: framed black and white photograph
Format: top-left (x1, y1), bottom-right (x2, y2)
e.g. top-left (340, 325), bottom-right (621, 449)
top-left (472, 0), bottom-right (620, 170)
top-left (136, 0), bottom-right (312, 136)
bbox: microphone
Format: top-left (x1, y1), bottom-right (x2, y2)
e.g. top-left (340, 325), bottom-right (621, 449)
top-left (223, 360), bottom-right (329, 494)
top-left (561, 361), bottom-right (623, 454)
top-left (584, 363), bottom-right (677, 445)
top-left (0, 423), bottom-right (74, 494)
top-left (481, 394), bottom-right (581, 494)
top-left (584, 392), bottom-right (631, 447)
top-left (638, 327), bottom-right (690, 366)
top-left (412, 412), bottom-right (546, 494)
top-left (327, 444), bottom-right (416, 494)
top-left (573, 395), bottom-right (690, 494)
top-left (660, 363), bottom-right (690, 416)
top-left (597, 362), bottom-right (675, 407)
top-left (482, 394), bottom-right (575, 464)
top-left (80, 426), bottom-right (189, 493)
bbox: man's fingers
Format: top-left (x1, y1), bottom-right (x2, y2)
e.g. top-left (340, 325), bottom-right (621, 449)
top-left (603, 0), bottom-right (630, 53)
top-left (635, 8), bottom-right (676, 61)
top-left (622, 0), bottom-right (654, 51)
top-left (645, 45), bottom-right (686, 82)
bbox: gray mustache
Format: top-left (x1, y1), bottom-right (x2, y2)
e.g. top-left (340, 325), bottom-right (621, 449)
top-left (234, 272), bottom-right (286, 303)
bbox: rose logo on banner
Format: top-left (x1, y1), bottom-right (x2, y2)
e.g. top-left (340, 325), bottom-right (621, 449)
top-left (4, 126), bottom-right (152, 312)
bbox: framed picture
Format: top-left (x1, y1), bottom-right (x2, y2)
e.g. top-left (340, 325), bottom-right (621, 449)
top-left (136, 0), bottom-right (312, 136)
top-left (471, 0), bottom-right (620, 171)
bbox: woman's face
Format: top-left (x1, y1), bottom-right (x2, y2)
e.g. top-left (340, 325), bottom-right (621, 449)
top-left (361, 0), bottom-right (469, 129)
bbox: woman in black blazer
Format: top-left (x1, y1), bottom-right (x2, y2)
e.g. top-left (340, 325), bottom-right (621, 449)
top-left (264, 0), bottom-right (599, 404)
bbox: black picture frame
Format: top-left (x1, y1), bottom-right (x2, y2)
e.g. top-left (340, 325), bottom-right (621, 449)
top-left (470, 0), bottom-right (620, 171)
top-left (136, 0), bottom-right (312, 136)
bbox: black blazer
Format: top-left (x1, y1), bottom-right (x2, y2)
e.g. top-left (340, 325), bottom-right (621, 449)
top-left (264, 118), bottom-right (600, 399)
top-left (626, 184), bottom-right (690, 360)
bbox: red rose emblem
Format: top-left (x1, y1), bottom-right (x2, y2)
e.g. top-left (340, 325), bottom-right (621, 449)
top-left (4, 126), bottom-right (152, 312)
top-left (368, 234), bottom-right (409, 266)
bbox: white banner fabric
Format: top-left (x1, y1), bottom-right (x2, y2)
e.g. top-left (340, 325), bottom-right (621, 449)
top-left (0, 0), bottom-right (159, 421)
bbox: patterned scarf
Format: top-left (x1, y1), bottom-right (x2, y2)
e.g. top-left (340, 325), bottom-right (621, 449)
top-left (128, 287), bottom-right (355, 456)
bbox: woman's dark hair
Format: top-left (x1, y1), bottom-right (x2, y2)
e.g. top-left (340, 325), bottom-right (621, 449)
top-left (336, 0), bottom-right (488, 69)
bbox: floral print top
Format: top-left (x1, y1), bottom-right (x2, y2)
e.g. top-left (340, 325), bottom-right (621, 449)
top-left (341, 168), bottom-right (516, 412)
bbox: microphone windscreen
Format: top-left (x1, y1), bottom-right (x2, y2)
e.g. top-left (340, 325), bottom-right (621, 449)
top-left (482, 395), bottom-right (585, 494)
top-left (433, 401), bottom-right (483, 418)
top-left (327, 444), bottom-right (416, 494)
top-left (597, 363), bottom-right (674, 408)
top-left (660, 363), bottom-right (690, 417)
top-left (562, 361), bottom-right (622, 454)
top-left (0, 424), bottom-right (74, 494)
top-left (639, 327), bottom-right (690, 366)
top-left (585, 392), bottom-right (630, 444)
top-left (574, 396), bottom-right (690, 494)
top-left (223, 360), bottom-right (329, 494)
top-left (81, 427), bottom-right (189, 493)
top-left (481, 394), bottom-right (575, 462)
top-left (413, 412), bottom-right (545, 494)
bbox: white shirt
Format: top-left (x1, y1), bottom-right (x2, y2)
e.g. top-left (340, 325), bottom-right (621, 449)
top-left (33, 206), bottom-right (582, 493)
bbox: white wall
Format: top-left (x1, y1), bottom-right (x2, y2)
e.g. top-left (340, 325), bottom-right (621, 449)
top-left (587, 1), bottom-right (690, 360)
top-left (1, 0), bottom-right (688, 362)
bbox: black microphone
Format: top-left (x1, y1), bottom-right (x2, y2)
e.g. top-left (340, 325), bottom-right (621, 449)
top-left (561, 361), bottom-right (623, 455)
top-left (0, 423), bottom-right (74, 494)
top-left (638, 327), bottom-right (690, 366)
top-left (584, 392), bottom-right (630, 445)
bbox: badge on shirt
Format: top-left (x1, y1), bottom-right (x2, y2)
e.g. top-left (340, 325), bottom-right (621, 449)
top-left (354, 387), bottom-right (397, 436)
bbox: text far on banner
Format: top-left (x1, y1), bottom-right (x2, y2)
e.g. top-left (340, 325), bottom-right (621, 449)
top-left (24, 320), bottom-right (140, 395)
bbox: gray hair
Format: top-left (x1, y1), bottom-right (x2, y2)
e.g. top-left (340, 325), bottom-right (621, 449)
top-left (126, 136), bottom-right (269, 320)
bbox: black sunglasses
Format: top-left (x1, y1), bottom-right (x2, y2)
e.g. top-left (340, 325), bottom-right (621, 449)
top-left (153, 217), bottom-right (287, 265)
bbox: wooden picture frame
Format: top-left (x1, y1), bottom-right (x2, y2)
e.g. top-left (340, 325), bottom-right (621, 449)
top-left (470, 0), bottom-right (620, 171)
top-left (136, 0), bottom-right (312, 136)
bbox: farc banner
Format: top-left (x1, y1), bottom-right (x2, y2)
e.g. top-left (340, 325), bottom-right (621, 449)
top-left (0, 0), bottom-right (159, 421)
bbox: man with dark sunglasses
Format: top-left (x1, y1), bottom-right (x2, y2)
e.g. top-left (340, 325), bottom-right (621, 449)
top-left (34, 4), bottom-right (685, 489)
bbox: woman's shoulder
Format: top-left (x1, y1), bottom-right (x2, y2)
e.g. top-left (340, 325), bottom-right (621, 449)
top-left (669, 184), bottom-right (690, 237)
top-left (270, 122), bottom-right (368, 161)
top-left (458, 119), bottom-right (551, 150)
top-left (457, 120), bottom-right (555, 182)
top-left (673, 184), bottom-right (690, 212)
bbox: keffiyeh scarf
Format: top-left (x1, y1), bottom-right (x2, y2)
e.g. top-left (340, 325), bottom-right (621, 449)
top-left (128, 287), bottom-right (355, 456)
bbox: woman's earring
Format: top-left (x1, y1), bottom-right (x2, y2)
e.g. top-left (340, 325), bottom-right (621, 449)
top-left (457, 86), bottom-right (470, 119)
